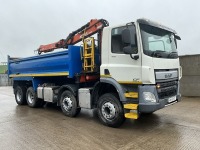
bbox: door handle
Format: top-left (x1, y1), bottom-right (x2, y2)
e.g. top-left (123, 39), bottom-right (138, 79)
top-left (131, 54), bottom-right (139, 60)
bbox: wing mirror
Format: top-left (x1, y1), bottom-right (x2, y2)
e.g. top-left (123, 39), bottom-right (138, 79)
top-left (175, 34), bottom-right (181, 40)
top-left (122, 28), bottom-right (138, 55)
top-left (122, 29), bottom-right (131, 44)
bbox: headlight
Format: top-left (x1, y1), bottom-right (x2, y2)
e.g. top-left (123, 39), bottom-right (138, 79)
top-left (143, 92), bottom-right (156, 102)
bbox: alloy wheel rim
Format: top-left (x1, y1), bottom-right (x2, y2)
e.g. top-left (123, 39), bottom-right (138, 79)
top-left (62, 97), bottom-right (73, 112)
top-left (28, 92), bottom-right (34, 104)
top-left (101, 102), bottom-right (116, 120)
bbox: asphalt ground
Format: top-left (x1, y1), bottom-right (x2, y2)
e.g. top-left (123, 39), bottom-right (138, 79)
top-left (0, 86), bottom-right (200, 150)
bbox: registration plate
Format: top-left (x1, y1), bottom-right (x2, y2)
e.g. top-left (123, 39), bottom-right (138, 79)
top-left (168, 96), bottom-right (176, 103)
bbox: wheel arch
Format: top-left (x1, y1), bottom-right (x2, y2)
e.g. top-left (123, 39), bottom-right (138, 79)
top-left (57, 84), bottom-right (78, 106)
top-left (13, 80), bottom-right (32, 90)
top-left (13, 80), bottom-right (32, 95)
top-left (92, 78), bottom-right (126, 107)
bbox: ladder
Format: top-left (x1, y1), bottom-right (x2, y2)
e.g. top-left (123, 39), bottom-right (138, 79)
top-left (83, 37), bottom-right (95, 72)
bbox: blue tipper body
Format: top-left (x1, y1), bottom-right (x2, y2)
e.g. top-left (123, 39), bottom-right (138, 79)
top-left (8, 46), bottom-right (82, 78)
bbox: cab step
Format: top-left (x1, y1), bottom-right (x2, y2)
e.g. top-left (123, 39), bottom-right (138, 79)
top-left (124, 104), bottom-right (139, 119)
top-left (124, 104), bottom-right (138, 110)
top-left (125, 112), bottom-right (138, 119)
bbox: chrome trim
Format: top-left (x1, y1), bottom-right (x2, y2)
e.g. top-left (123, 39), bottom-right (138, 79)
top-left (165, 100), bottom-right (178, 107)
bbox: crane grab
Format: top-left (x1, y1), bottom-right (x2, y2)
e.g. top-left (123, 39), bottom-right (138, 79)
top-left (37, 19), bottom-right (109, 54)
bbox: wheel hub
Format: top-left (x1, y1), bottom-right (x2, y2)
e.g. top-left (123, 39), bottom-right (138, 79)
top-left (102, 102), bottom-right (116, 120)
top-left (63, 97), bottom-right (73, 112)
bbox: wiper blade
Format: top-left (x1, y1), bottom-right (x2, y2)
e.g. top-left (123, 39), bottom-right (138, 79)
top-left (168, 52), bottom-right (178, 58)
top-left (151, 50), bottom-right (165, 58)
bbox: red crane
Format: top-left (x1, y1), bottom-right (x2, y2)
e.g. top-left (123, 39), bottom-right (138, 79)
top-left (37, 19), bottom-right (109, 54)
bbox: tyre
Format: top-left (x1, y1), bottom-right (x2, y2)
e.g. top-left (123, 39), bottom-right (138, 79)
top-left (14, 86), bottom-right (27, 105)
top-left (75, 108), bottom-right (81, 116)
top-left (26, 87), bottom-right (42, 108)
top-left (60, 90), bottom-right (81, 117)
top-left (97, 93), bottom-right (125, 128)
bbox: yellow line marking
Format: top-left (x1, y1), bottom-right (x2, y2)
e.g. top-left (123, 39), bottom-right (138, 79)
top-left (9, 72), bottom-right (69, 77)
top-left (118, 81), bottom-right (142, 84)
top-left (100, 75), bottom-right (112, 78)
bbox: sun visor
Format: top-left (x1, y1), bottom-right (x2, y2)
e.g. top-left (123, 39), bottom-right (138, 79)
top-left (137, 18), bottom-right (177, 34)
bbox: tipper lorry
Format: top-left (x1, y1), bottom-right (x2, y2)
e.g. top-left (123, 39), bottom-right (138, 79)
top-left (8, 18), bottom-right (182, 127)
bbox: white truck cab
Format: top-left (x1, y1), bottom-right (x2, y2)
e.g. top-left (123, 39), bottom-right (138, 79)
top-left (100, 18), bottom-right (181, 120)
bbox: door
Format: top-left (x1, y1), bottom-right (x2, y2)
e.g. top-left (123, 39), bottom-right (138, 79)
top-left (107, 25), bottom-right (142, 83)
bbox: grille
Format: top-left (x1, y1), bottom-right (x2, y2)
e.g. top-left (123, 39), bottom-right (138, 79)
top-left (157, 80), bottom-right (178, 99)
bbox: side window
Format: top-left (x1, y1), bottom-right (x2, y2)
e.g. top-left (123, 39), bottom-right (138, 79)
top-left (111, 26), bottom-right (126, 54)
top-left (111, 25), bottom-right (136, 54)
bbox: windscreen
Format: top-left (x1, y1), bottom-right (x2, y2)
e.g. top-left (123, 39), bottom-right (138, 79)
top-left (140, 24), bottom-right (178, 59)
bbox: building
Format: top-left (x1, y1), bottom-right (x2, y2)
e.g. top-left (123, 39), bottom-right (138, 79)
top-left (0, 62), bottom-right (12, 86)
top-left (179, 54), bottom-right (200, 96)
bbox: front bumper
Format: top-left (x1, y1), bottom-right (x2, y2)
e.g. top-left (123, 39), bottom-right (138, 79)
top-left (139, 94), bottom-right (181, 113)
top-left (138, 83), bottom-right (181, 113)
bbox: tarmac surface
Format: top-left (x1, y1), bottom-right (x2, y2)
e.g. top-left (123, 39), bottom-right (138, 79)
top-left (0, 86), bottom-right (200, 150)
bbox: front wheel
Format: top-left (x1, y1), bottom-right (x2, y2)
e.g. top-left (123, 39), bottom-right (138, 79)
top-left (97, 93), bottom-right (125, 128)
top-left (60, 90), bottom-right (81, 117)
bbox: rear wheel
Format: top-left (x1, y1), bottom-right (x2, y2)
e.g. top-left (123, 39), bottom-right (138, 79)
top-left (60, 90), bottom-right (81, 117)
top-left (97, 93), bottom-right (125, 128)
top-left (26, 87), bottom-right (42, 108)
top-left (14, 86), bottom-right (26, 105)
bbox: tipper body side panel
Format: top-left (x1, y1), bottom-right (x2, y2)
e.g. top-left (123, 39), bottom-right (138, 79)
top-left (8, 46), bottom-right (82, 78)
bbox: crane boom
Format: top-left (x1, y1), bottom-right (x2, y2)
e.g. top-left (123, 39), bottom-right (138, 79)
top-left (37, 19), bottom-right (109, 54)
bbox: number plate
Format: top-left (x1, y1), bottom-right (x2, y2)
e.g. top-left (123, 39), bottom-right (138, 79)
top-left (168, 96), bottom-right (176, 103)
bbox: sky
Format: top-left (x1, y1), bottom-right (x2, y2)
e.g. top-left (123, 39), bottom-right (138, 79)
top-left (0, 0), bottom-right (200, 62)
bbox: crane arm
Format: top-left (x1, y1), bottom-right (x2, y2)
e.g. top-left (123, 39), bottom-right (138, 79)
top-left (37, 19), bottom-right (109, 54)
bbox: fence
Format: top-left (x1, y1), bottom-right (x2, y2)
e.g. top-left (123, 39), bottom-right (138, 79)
top-left (0, 74), bottom-right (12, 86)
